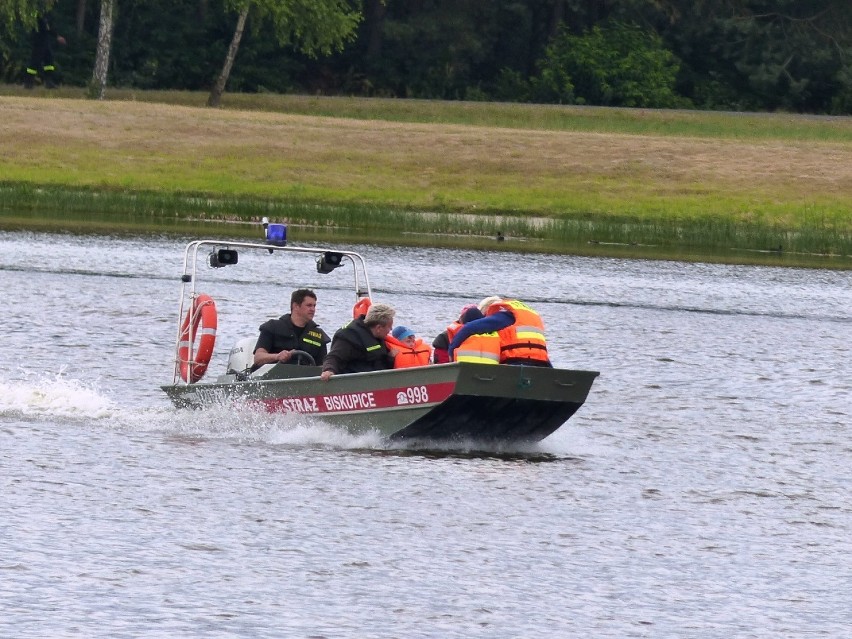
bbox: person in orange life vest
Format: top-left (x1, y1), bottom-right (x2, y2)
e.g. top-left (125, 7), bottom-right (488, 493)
top-left (352, 296), bottom-right (371, 319)
top-left (386, 326), bottom-right (431, 368)
top-left (450, 307), bottom-right (501, 364)
top-left (448, 296), bottom-right (552, 367)
top-left (432, 303), bottom-right (478, 364)
top-left (320, 303), bottom-right (396, 381)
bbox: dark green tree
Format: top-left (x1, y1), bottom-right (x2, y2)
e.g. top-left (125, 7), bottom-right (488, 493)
top-left (534, 21), bottom-right (685, 107)
top-left (4, 0), bottom-right (851, 114)
top-left (626, 0), bottom-right (852, 112)
top-left (207, 0), bottom-right (361, 106)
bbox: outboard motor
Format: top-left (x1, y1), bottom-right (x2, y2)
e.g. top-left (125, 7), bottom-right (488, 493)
top-left (227, 337), bottom-right (258, 376)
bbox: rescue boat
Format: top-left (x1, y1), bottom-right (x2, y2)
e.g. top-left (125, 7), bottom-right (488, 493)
top-left (161, 223), bottom-right (599, 443)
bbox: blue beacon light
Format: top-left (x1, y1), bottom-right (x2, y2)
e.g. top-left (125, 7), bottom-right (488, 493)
top-left (266, 223), bottom-right (287, 246)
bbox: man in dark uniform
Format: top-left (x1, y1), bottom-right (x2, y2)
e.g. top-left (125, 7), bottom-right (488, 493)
top-left (320, 303), bottom-right (397, 380)
top-left (252, 289), bottom-right (330, 369)
top-left (25, 8), bottom-right (66, 89)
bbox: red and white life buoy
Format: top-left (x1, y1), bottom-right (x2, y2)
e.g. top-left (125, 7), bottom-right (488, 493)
top-left (178, 294), bottom-right (217, 382)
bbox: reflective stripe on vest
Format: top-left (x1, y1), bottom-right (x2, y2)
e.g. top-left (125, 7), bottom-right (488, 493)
top-left (488, 299), bottom-right (549, 363)
top-left (511, 323), bottom-right (546, 344)
top-left (454, 331), bottom-right (500, 364)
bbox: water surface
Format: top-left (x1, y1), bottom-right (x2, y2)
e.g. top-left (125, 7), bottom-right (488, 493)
top-left (2, 231), bottom-right (850, 637)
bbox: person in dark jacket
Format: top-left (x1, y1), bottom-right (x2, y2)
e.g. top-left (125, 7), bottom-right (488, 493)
top-left (25, 10), bottom-right (66, 89)
top-left (431, 331), bottom-right (450, 364)
top-left (252, 288), bottom-right (330, 369)
top-left (320, 303), bottom-right (396, 380)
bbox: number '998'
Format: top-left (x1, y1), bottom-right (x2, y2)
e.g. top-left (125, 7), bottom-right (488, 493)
top-left (406, 386), bottom-right (429, 403)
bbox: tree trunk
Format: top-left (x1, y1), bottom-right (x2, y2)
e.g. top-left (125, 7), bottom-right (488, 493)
top-left (76, 0), bottom-right (87, 35)
top-left (364, 0), bottom-right (386, 59)
top-left (89, 0), bottom-right (115, 100)
top-left (549, 0), bottom-right (565, 38)
top-left (207, 5), bottom-right (249, 108)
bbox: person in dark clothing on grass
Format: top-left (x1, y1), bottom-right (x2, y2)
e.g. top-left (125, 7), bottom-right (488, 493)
top-left (252, 288), bottom-right (330, 369)
top-left (25, 10), bottom-right (66, 89)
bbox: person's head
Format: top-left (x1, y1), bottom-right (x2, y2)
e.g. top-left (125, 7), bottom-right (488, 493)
top-left (290, 288), bottom-right (317, 326)
top-left (364, 303), bottom-right (395, 339)
top-left (392, 325), bottom-right (416, 347)
top-left (478, 296), bottom-right (502, 314)
top-left (460, 307), bottom-right (484, 324)
top-left (458, 303), bottom-right (477, 322)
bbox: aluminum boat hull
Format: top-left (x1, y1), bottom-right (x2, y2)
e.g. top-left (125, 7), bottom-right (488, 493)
top-left (163, 362), bottom-right (599, 443)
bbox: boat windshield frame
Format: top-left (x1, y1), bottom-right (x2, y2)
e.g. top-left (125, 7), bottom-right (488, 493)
top-left (169, 239), bottom-right (372, 385)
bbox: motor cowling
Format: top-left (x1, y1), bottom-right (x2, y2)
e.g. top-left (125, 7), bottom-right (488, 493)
top-left (226, 336), bottom-right (258, 375)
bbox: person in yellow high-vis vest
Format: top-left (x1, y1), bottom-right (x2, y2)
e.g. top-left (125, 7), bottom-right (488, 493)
top-left (448, 296), bottom-right (552, 367)
top-left (431, 303), bottom-right (477, 364)
top-left (450, 306), bottom-right (500, 365)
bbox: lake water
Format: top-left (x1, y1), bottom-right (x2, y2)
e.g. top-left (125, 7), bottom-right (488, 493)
top-left (2, 230), bottom-right (850, 638)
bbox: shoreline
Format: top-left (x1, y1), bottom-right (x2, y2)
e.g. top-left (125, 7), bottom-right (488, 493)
top-left (2, 93), bottom-right (850, 269)
top-left (2, 209), bottom-right (849, 270)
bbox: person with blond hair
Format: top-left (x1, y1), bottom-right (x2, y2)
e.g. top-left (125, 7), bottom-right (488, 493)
top-left (448, 296), bottom-right (552, 367)
top-left (320, 303), bottom-right (397, 380)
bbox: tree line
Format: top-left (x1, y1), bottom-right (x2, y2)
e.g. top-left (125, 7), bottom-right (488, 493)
top-left (2, 0), bottom-right (851, 114)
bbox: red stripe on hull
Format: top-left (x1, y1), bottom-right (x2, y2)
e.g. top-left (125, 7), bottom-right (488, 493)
top-left (254, 381), bottom-right (457, 415)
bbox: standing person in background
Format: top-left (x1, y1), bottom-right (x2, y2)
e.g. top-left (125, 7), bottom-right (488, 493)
top-left (320, 303), bottom-right (397, 380)
top-left (25, 8), bottom-right (66, 89)
top-left (448, 296), bottom-right (552, 367)
top-left (252, 288), bottom-right (330, 369)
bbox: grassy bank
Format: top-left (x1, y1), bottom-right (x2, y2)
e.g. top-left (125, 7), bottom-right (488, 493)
top-left (1, 88), bottom-right (850, 268)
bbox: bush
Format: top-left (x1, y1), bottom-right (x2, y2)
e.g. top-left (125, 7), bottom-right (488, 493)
top-left (534, 22), bottom-right (688, 109)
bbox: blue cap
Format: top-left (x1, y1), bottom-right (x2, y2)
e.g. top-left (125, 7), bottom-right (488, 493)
top-left (392, 326), bottom-right (415, 340)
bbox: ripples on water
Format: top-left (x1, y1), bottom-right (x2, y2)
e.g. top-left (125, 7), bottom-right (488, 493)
top-left (2, 231), bottom-right (850, 638)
